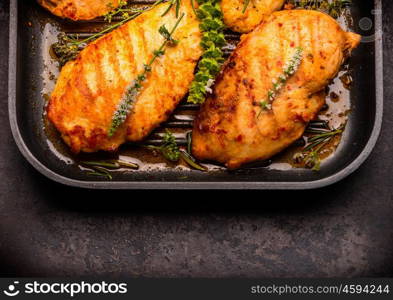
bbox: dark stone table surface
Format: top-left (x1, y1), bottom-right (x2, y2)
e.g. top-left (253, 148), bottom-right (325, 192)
top-left (0, 1), bottom-right (392, 277)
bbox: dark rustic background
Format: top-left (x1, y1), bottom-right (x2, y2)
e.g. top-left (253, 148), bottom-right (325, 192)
top-left (0, 1), bottom-right (392, 277)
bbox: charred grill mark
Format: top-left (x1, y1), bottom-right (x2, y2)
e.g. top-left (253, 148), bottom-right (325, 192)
top-left (108, 32), bottom-right (122, 89)
top-left (123, 26), bottom-right (136, 83)
top-left (307, 53), bottom-right (314, 63)
top-left (295, 17), bottom-right (301, 53)
top-left (75, 62), bottom-right (94, 101)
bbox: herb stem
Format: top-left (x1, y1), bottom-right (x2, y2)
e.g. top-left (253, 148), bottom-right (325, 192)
top-left (147, 13), bottom-right (184, 68)
top-left (82, 18), bottom-right (131, 44)
top-left (307, 129), bottom-right (342, 143)
top-left (87, 166), bottom-right (113, 180)
top-left (117, 160), bottom-right (139, 169)
top-left (258, 47), bottom-right (303, 117)
top-left (190, 0), bottom-right (198, 16)
top-left (161, 0), bottom-right (175, 16)
top-left (293, 124), bottom-right (343, 171)
top-left (82, 161), bottom-right (120, 169)
top-left (242, 0), bottom-right (251, 14)
top-left (108, 13), bottom-right (185, 137)
top-left (180, 150), bottom-right (207, 171)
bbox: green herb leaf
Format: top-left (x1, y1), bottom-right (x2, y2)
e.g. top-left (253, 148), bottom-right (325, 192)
top-left (146, 130), bottom-right (181, 162)
top-left (292, 125), bottom-right (343, 171)
top-left (187, 0), bottom-right (227, 104)
top-left (159, 24), bottom-right (171, 39)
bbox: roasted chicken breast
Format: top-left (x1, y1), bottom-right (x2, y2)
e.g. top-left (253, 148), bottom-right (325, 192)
top-left (37, 0), bottom-right (121, 20)
top-left (48, 2), bottom-right (202, 153)
top-left (192, 10), bottom-right (360, 169)
top-left (221, 0), bottom-right (285, 33)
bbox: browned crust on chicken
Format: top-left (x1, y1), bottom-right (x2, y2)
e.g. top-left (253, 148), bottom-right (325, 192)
top-left (221, 0), bottom-right (285, 33)
top-left (192, 10), bottom-right (361, 169)
top-left (47, 2), bottom-right (202, 153)
top-left (37, 0), bottom-right (123, 20)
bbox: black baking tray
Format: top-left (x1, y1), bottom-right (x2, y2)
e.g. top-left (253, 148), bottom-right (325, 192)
top-left (8, 0), bottom-right (383, 189)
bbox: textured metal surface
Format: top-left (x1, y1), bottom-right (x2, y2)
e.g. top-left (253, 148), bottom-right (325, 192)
top-left (0, 0), bottom-right (393, 277)
top-left (7, 0), bottom-right (384, 189)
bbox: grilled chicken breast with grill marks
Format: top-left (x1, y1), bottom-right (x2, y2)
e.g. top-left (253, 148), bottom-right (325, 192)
top-left (192, 10), bottom-right (360, 169)
top-left (38, 0), bottom-right (121, 20)
top-left (47, 2), bottom-right (202, 153)
top-left (38, 0), bottom-right (283, 32)
top-left (221, 0), bottom-right (285, 33)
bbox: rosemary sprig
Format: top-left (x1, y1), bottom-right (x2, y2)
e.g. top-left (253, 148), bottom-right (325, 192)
top-left (87, 168), bottom-right (113, 180)
top-left (82, 160), bottom-right (123, 169)
top-left (161, 0), bottom-right (181, 17)
top-left (293, 125), bottom-right (342, 171)
top-left (82, 159), bottom-right (139, 180)
top-left (82, 160), bottom-right (139, 169)
top-left (187, 0), bottom-right (226, 104)
top-left (186, 130), bottom-right (192, 154)
top-left (53, 18), bottom-right (135, 66)
top-left (52, 0), bottom-right (164, 66)
top-left (108, 13), bottom-right (185, 137)
top-left (184, 131), bottom-right (207, 171)
top-left (258, 47), bottom-right (303, 117)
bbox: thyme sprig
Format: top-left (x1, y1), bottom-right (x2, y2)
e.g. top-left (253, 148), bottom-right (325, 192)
top-left (52, 0), bottom-right (164, 66)
top-left (187, 0), bottom-right (226, 104)
top-left (82, 159), bottom-right (139, 180)
top-left (183, 131), bottom-right (207, 171)
top-left (53, 18), bottom-right (137, 66)
top-left (161, 0), bottom-right (181, 17)
top-left (293, 125), bottom-right (343, 171)
top-left (87, 167), bottom-right (113, 180)
top-left (258, 47), bottom-right (303, 117)
top-left (286, 0), bottom-right (351, 18)
top-left (180, 149), bottom-right (207, 171)
top-left (108, 13), bottom-right (185, 137)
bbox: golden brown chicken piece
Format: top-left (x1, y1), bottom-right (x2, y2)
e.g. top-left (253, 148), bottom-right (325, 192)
top-left (37, 0), bottom-right (122, 20)
top-left (221, 0), bottom-right (285, 33)
top-left (192, 10), bottom-right (360, 169)
top-left (48, 2), bottom-right (202, 153)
